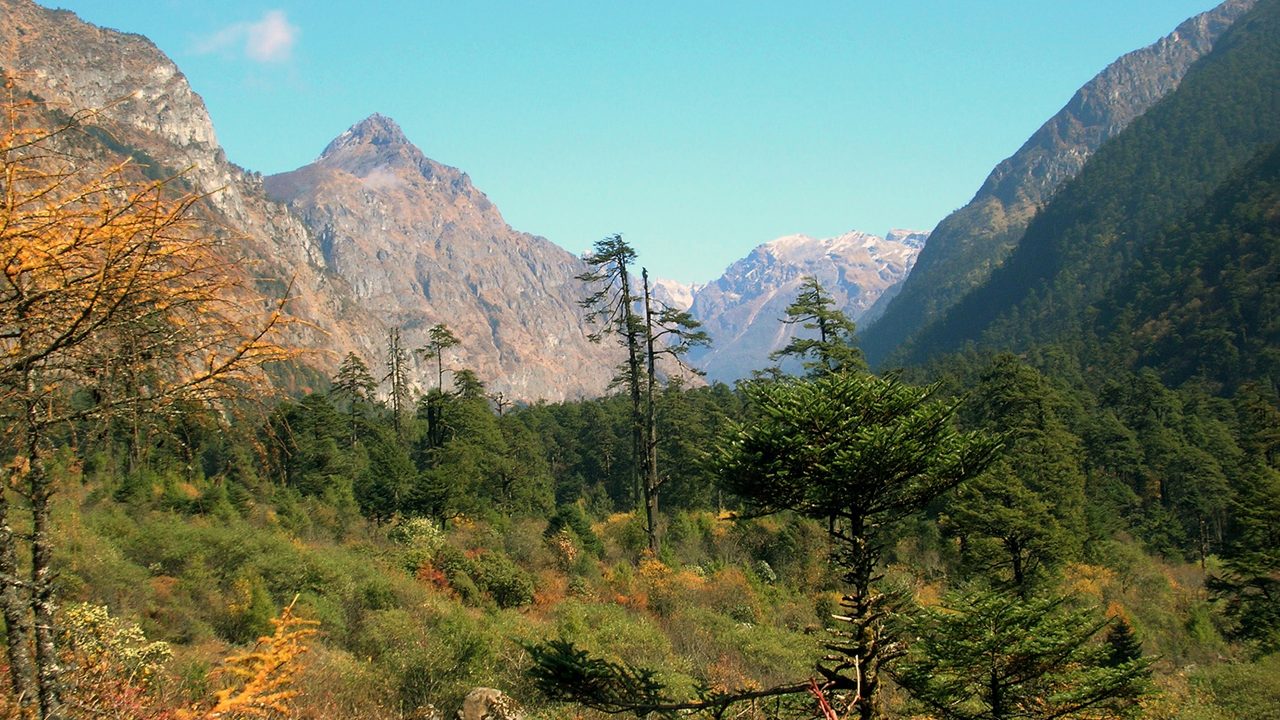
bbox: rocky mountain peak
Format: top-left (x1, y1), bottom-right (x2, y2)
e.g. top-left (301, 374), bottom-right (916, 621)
top-left (687, 229), bottom-right (928, 382)
top-left (320, 113), bottom-right (412, 159)
top-left (263, 119), bottom-right (618, 401)
top-left (885, 229), bottom-right (929, 249)
top-left (270, 113), bottom-right (496, 220)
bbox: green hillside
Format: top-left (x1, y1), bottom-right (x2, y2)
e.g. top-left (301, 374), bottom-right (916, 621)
top-left (893, 0), bottom-right (1280, 370)
top-left (1092, 141), bottom-right (1280, 391)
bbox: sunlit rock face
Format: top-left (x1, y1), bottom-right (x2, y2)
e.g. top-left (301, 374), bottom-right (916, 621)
top-left (689, 229), bottom-right (927, 382)
top-left (265, 114), bottom-right (620, 401)
top-left (2, 0), bottom-right (619, 401)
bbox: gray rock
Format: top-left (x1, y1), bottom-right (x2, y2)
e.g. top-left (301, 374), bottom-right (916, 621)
top-left (457, 687), bottom-right (522, 720)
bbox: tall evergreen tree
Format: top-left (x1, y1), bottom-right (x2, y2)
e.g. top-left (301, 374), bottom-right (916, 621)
top-left (418, 323), bottom-right (460, 391)
top-left (716, 372), bottom-right (1000, 720)
top-left (946, 355), bottom-right (1085, 595)
top-left (1209, 463), bottom-right (1280, 655)
top-left (578, 235), bottom-right (646, 513)
top-left (638, 268), bottom-right (709, 553)
top-left (770, 276), bottom-right (866, 376)
top-left (1104, 617), bottom-right (1145, 668)
top-left (330, 351), bottom-right (377, 446)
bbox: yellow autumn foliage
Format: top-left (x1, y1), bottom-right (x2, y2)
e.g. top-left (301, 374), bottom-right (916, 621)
top-left (179, 597), bottom-right (318, 720)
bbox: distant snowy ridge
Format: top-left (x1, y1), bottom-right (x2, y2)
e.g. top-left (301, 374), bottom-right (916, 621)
top-left (687, 228), bottom-right (928, 382)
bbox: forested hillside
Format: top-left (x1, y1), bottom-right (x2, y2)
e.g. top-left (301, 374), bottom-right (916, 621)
top-left (893, 0), bottom-right (1280, 368)
top-left (1, 0), bottom-right (1278, 719)
top-left (858, 0), bottom-right (1256, 366)
top-left (1089, 141), bottom-right (1280, 390)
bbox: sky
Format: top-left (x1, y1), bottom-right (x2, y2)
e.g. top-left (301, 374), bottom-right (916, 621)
top-left (46, 1), bottom-right (1221, 284)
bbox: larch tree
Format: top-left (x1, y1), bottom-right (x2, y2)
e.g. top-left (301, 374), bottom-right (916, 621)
top-left (0, 87), bottom-right (291, 719)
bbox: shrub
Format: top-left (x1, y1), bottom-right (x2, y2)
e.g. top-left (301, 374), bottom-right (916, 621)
top-left (470, 551), bottom-right (536, 609)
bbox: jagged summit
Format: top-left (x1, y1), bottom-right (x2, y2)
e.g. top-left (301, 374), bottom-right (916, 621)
top-left (262, 112), bottom-right (618, 400)
top-left (686, 228), bottom-right (927, 382)
top-left (320, 113), bottom-right (413, 160)
top-left (272, 113), bottom-right (493, 214)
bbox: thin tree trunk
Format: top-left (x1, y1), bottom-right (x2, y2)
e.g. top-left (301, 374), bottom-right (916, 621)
top-left (618, 265), bottom-right (645, 512)
top-left (642, 269), bottom-right (660, 555)
top-left (23, 393), bottom-right (60, 720)
top-left (2, 332), bottom-right (40, 715)
top-left (30, 457), bottom-right (60, 720)
top-left (0, 484), bottom-right (36, 714)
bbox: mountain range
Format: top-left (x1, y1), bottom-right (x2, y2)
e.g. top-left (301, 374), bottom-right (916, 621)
top-left (1, 0), bottom-right (1269, 397)
top-left (896, 0), bottom-right (1280, 387)
top-left (1, 0), bottom-right (622, 402)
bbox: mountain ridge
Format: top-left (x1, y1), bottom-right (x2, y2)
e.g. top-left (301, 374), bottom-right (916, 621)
top-left (688, 228), bottom-right (927, 382)
top-left (897, 0), bottom-right (1280, 372)
top-left (0, 0), bottom-right (619, 401)
top-left (860, 0), bottom-right (1257, 366)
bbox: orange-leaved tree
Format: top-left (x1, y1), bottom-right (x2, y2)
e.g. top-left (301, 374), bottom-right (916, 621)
top-left (179, 597), bottom-right (319, 720)
top-left (0, 79), bottom-right (293, 719)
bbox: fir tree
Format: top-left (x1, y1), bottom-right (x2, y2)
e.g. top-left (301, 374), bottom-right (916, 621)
top-left (770, 276), bottom-right (866, 376)
top-left (896, 591), bottom-right (1152, 720)
top-left (1104, 617), bottom-right (1145, 667)
top-left (330, 351), bottom-right (377, 445)
top-left (577, 235), bottom-right (646, 514)
top-left (715, 372), bottom-right (1000, 720)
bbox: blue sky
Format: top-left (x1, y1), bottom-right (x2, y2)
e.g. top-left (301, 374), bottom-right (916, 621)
top-left (47, 1), bottom-right (1220, 284)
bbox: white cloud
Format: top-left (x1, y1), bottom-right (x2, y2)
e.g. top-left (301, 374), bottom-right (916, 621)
top-left (245, 11), bottom-right (298, 62)
top-left (195, 10), bottom-right (298, 63)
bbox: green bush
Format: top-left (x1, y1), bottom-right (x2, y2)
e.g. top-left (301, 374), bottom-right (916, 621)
top-left (469, 550), bottom-right (536, 609)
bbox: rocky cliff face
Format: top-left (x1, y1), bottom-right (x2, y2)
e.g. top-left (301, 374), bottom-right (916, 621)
top-left (264, 115), bottom-right (618, 400)
top-left (0, 0), bottom-right (357, 377)
top-left (1, 0), bottom-right (616, 401)
top-left (859, 0), bottom-right (1257, 366)
top-left (688, 229), bottom-right (926, 382)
